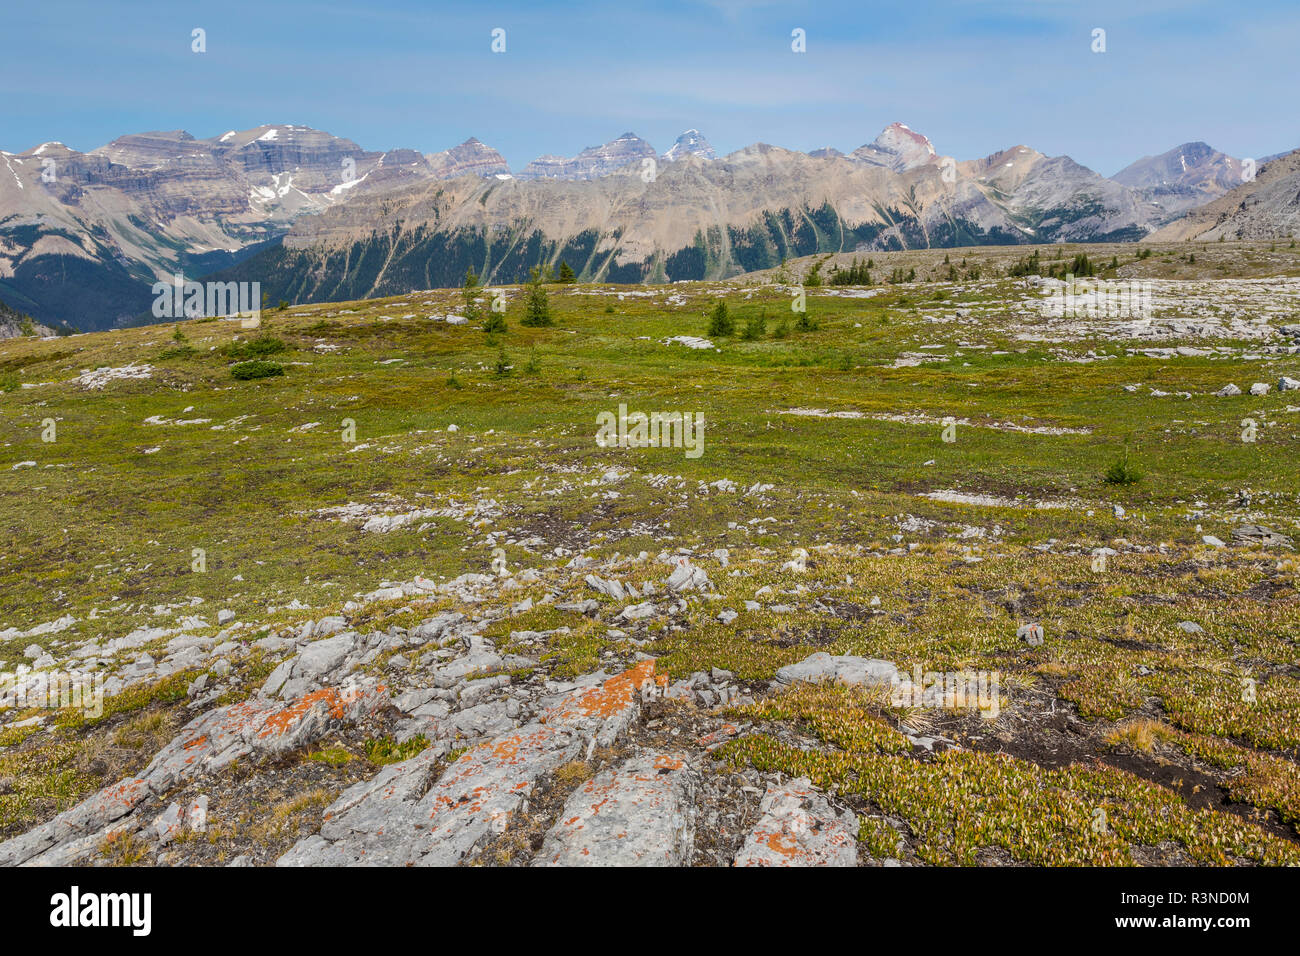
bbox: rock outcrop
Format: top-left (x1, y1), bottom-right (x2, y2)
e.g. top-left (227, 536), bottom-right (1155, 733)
top-left (518, 132), bottom-right (657, 181)
top-left (278, 661), bottom-right (665, 866)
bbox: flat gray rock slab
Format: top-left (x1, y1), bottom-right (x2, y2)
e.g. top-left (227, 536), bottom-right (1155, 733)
top-left (774, 652), bottom-right (898, 689)
top-left (410, 724), bottom-right (582, 865)
top-left (409, 611), bottom-right (465, 643)
top-left (283, 724), bottom-right (581, 867)
top-left (1231, 524), bottom-right (1294, 549)
top-left (733, 777), bottom-right (859, 867)
top-left (533, 752), bottom-right (697, 867)
top-left (261, 632), bottom-right (362, 697)
top-left (294, 632), bottom-right (357, 679)
top-left (445, 699), bottom-right (517, 740)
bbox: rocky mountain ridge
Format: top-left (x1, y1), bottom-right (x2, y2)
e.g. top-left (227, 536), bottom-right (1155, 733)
top-left (1112, 141), bottom-right (1250, 218)
top-left (0, 121), bottom-right (1285, 329)
top-left (518, 132), bottom-right (658, 180)
top-left (214, 135), bottom-right (1163, 302)
top-left (0, 124), bottom-right (505, 330)
top-left (1150, 149), bottom-right (1300, 242)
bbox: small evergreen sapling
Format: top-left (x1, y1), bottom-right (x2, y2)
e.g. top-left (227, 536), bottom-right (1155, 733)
top-left (707, 301), bottom-right (733, 337)
top-left (520, 267), bottom-right (553, 327)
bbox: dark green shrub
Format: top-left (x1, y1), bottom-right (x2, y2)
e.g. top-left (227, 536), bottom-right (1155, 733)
top-left (1103, 447), bottom-right (1142, 485)
top-left (230, 360), bottom-right (284, 380)
top-left (224, 335), bottom-right (286, 360)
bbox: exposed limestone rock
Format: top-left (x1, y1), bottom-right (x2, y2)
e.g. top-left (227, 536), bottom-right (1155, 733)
top-left (0, 682), bottom-right (385, 867)
top-left (733, 778), bottom-right (859, 867)
top-left (260, 631), bottom-right (362, 699)
top-left (585, 574), bottom-right (628, 600)
top-left (664, 556), bottom-right (711, 593)
top-left (1231, 524), bottom-right (1294, 549)
top-left (773, 652), bottom-right (899, 689)
top-left (278, 662), bottom-right (664, 867)
top-left (533, 753), bottom-right (697, 866)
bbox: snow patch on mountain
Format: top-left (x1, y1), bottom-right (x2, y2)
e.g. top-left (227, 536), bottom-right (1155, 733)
top-left (851, 122), bottom-right (938, 172)
top-left (663, 129), bottom-right (716, 162)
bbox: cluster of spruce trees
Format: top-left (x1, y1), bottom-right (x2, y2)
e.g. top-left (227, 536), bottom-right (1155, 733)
top-left (1007, 250), bottom-right (1097, 279)
top-left (462, 265), bottom-right (555, 334)
top-left (829, 257), bottom-right (874, 286)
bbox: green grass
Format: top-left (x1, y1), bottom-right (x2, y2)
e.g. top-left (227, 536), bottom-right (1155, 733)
top-left (1, 267), bottom-right (1295, 662)
top-left (362, 735), bottom-right (429, 766)
top-left (1, 241), bottom-right (1298, 862)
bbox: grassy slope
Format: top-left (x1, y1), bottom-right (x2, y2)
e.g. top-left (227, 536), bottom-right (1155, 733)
top-left (1, 238), bottom-right (1298, 864)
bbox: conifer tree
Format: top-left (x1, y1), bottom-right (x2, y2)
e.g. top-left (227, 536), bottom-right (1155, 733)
top-left (707, 300), bottom-right (733, 337)
top-left (520, 267), bottom-right (553, 327)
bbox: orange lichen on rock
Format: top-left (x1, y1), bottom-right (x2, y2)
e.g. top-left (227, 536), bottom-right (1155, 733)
top-left (531, 752), bottom-right (697, 866)
top-left (99, 778), bottom-right (148, 812)
top-left (760, 829), bottom-right (800, 858)
top-left (542, 659), bottom-right (662, 725)
top-left (732, 778), bottom-right (859, 867)
top-left (258, 686), bottom-right (358, 739)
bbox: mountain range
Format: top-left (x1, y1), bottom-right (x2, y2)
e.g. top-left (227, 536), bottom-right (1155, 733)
top-left (0, 121), bottom-right (1292, 331)
top-left (1150, 148), bottom-right (1300, 242)
top-left (1112, 142), bottom-right (1250, 218)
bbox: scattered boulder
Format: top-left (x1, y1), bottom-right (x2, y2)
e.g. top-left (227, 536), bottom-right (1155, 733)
top-left (780, 549), bottom-right (809, 573)
top-left (1018, 623), bottom-right (1045, 646)
top-left (619, 602), bottom-right (658, 621)
top-left (153, 803), bottom-right (184, 846)
top-left (409, 612), bottom-right (465, 644)
top-left (585, 574), bottom-right (627, 600)
top-left (313, 615), bottom-right (347, 637)
top-left (665, 557), bottom-right (711, 593)
top-left (555, 599), bottom-right (599, 615)
top-left (188, 796), bottom-right (208, 833)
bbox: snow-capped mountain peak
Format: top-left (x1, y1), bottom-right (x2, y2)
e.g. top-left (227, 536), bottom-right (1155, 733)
top-left (663, 129), bottom-right (716, 162)
top-left (851, 122), bottom-right (937, 172)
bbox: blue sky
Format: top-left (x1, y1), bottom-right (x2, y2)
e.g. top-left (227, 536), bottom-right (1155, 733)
top-left (2, 0), bottom-right (1297, 175)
